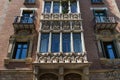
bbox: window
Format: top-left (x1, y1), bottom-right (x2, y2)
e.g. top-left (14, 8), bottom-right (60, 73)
top-left (94, 10), bottom-right (107, 22)
top-left (51, 33), bottom-right (60, 52)
top-left (13, 42), bottom-right (28, 59)
top-left (25, 0), bottom-right (35, 3)
top-left (44, 1), bottom-right (51, 13)
top-left (21, 10), bottom-right (34, 23)
top-left (70, 1), bottom-right (77, 13)
top-left (91, 0), bottom-right (103, 3)
top-left (43, 1), bottom-right (78, 13)
top-left (62, 33), bottom-right (71, 52)
top-left (73, 33), bottom-right (82, 52)
top-left (101, 41), bottom-right (118, 59)
top-left (39, 33), bottom-right (82, 53)
top-left (53, 2), bottom-right (60, 13)
top-left (40, 33), bottom-right (49, 53)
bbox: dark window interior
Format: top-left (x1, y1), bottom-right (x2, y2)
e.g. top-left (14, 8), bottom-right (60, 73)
top-left (101, 41), bottom-right (118, 59)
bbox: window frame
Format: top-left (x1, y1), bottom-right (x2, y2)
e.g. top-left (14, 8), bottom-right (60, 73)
top-left (12, 42), bottom-right (29, 59)
top-left (43, 0), bottom-right (79, 13)
top-left (100, 41), bottom-right (119, 59)
top-left (39, 33), bottom-right (82, 53)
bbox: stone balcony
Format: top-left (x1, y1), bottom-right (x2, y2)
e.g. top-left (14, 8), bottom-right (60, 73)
top-left (94, 17), bottom-right (117, 31)
top-left (13, 16), bottom-right (35, 33)
top-left (33, 52), bottom-right (91, 69)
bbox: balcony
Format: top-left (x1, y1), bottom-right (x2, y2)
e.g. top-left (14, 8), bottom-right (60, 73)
top-left (24, 0), bottom-right (36, 5)
top-left (94, 17), bottom-right (117, 31)
top-left (13, 16), bottom-right (35, 32)
top-left (41, 13), bottom-right (81, 21)
top-left (33, 52), bottom-right (91, 69)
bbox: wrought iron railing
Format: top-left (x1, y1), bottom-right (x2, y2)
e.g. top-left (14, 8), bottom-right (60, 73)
top-left (95, 17), bottom-right (116, 23)
top-left (14, 16), bottom-right (35, 24)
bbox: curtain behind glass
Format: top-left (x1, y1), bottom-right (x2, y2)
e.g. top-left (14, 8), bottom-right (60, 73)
top-left (51, 33), bottom-right (60, 52)
top-left (62, 33), bottom-right (70, 52)
top-left (44, 1), bottom-right (51, 13)
top-left (40, 34), bottom-right (49, 53)
top-left (53, 2), bottom-right (60, 13)
top-left (70, 1), bottom-right (77, 13)
top-left (73, 33), bottom-right (82, 52)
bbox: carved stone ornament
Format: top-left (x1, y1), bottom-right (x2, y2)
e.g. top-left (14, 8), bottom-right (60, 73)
top-left (37, 52), bottom-right (87, 63)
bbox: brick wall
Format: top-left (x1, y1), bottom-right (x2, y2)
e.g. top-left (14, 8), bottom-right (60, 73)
top-left (0, 70), bottom-right (33, 80)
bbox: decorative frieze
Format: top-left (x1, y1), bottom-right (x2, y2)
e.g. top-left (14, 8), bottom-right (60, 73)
top-left (36, 52), bottom-right (87, 63)
top-left (41, 21), bottom-right (82, 32)
top-left (41, 13), bottom-right (81, 20)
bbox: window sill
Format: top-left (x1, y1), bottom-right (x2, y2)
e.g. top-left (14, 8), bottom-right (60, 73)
top-left (4, 57), bottom-right (32, 65)
top-left (100, 58), bottom-right (120, 66)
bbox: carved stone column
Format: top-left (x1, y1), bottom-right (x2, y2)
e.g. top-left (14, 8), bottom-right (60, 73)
top-left (59, 67), bottom-right (64, 80)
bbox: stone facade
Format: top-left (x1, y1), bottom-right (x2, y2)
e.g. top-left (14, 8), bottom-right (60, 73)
top-left (0, 0), bottom-right (120, 80)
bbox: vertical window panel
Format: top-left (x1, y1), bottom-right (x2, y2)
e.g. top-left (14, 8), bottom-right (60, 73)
top-left (40, 33), bottom-right (49, 53)
top-left (51, 33), bottom-right (60, 52)
top-left (62, 33), bottom-right (70, 52)
top-left (70, 1), bottom-right (77, 13)
top-left (107, 45), bottom-right (115, 59)
top-left (73, 33), bottom-right (82, 52)
top-left (53, 2), bottom-right (60, 13)
top-left (44, 1), bottom-right (51, 13)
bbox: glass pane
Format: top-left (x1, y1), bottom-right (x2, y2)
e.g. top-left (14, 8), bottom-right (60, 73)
top-left (62, 33), bottom-right (70, 52)
top-left (23, 44), bottom-right (28, 48)
top-left (51, 33), bottom-right (60, 52)
top-left (21, 49), bottom-right (27, 59)
top-left (40, 34), bottom-right (49, 53)
top-left (44, 1), bottom-right (51, 13)
top-left (18, 44), bottom-right (22, 48)
top-left (107, 45), bottom-right (115, 59)
top-left (53, 2), bottom-right (60, 13)
top-left (70, 1), bottom-right (77, 13)
top-left (73, 33), bottom-right (82, 52)
top-left (15, 49), bottom-right (21, 59)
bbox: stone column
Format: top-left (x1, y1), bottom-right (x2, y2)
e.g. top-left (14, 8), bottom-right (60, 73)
top-left (59, 67), bottom-right (64, 80)
top-left (82, 67), bottom-right (89, 80)
top-left (34, 66), bottom-right (39, 80)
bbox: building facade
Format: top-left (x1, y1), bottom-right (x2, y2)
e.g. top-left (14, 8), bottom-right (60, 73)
top-left (0, 0), bottom-right (120, 80)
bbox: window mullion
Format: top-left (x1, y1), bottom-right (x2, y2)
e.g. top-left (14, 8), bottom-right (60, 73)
top-left (60, 1), bottom-right (62, 13)
top-left (68, 0), bottom-right (70, 13)
top-left (37, 33), bottom-right (41, 53)
top-left (51, 1), bottom-right (53, 13)
top-left (60, 32), bottom-right (62, 53)
top-left (81, 32), bottom-right (85, 52)
top-left (48, 33), bottom-right (52, 53)
top-left (77, 0), bottom-right (80, 13)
